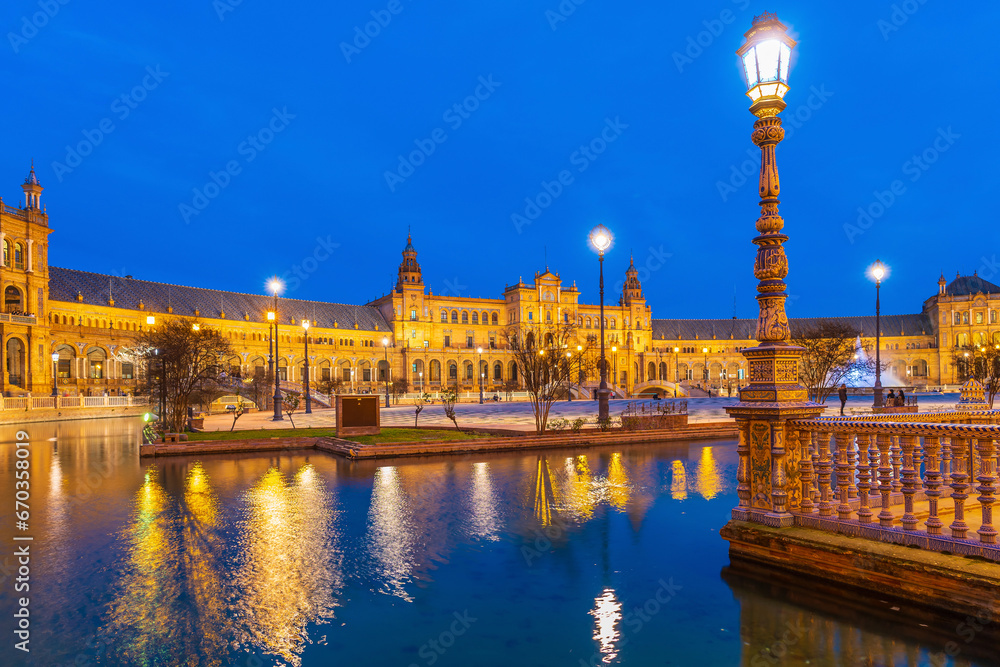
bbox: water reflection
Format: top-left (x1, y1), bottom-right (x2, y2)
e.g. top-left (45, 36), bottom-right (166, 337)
top-left (590, 587), bottom-right (623, 664)
top-left (367, 465), bottom-right (416, 600)
top-left (534, 457), bottom-right (555, 525)
top-left (696, 446), bottom-right (720, 500)
top-left (469, 461), bottom-right (500, 540)
top-left (670, 460), bottom-right (688, 501)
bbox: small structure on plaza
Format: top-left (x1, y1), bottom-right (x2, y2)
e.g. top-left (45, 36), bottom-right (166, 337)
top-left (336, 394), bottom-right (381, 436)
top-left (957, 379), bottom-right (988, 407)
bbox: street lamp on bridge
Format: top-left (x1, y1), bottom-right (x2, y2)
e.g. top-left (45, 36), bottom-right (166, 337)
top-left (870, 260), bottom-right (888, 408)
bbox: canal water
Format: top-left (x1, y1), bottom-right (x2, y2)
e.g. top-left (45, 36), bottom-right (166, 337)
top-left (1, 418), bottom-right (995, 666)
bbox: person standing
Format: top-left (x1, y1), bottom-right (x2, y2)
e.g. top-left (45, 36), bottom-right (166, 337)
top-left (838, 383), bottom-right (848, 416)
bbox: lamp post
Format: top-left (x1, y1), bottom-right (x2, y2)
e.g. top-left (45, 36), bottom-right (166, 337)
top-left (612, 345), bottom-right (618, 392)
top-left (590, 224), bottom-right (613, 421)
top-left (268, 278), bottom-right (284, 421)
top-left (565, 351), bottom-right (573, 401)
top-left (267, 311), bottom-right (275, 410)
top-left (477, 346), bottom-right (484, 404)
top-left (871, 260), bottom-right (886, 408)
top-left (51, 352), bottom-right (59, 397)
top-left (382, 336), bottom-right (391, 407)
top-left (418, 371), bottom-right (423, 394)
top-left (673, 346), bottom-right (680, 396)
top-left (574, 344), bottom-right (583, 401)
top-left (726, 14), bottom-right (823, 526)
top-left (702, 346), bottom-right (709, 389)
top-left (302, 319), bottom-right (312, 414)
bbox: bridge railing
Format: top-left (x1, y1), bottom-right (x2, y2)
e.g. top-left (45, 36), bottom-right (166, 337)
top-left (0, 394), bottom-right (150, 411)
top-left (736, 409), bottom-right (1000, 562)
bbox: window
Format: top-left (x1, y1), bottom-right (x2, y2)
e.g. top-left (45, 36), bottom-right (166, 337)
top-left (121, 363), bottom-right (134, 379)
top-left (472, 312), bottom-right (479, 324)
top-left (1, 239), bottom-right (8, 266)
top-left (528, 311), bottom-right (533, 321)
top-left (410, 309), bottom-right (417, 321)
top-left (465, 362), bottom-right (473, 380)
top-left (954, 313), bottom-right (961, 325)
top-left (13, 243), bottom-right (24, 270)
top-left (322, 367), bottom-right (331, 381)
top-left (491, 313), bottom-right (498, 325)
top-left (444, 335), bottom-right (451, 347)
top-left (976, 312), bottom-right (984, 324)
top-left (363, 368), bottom-right (372, 381)
top-left (451, 311), bottom-right (458, 323)
top-left (993, 310), bottom-right (998, 324)
top-left (963, 312), bottom-right (970, 324)
top-left (441, 311), bottom-right (447, 323)
top-left (462, 312), bottom-right (469, 324)
top-left (449, 363), bottom-right (458, 379)
top-left (466, 335), bottom-right (474, 348)
top-left (493, 362), bottom-right (502, 380)
top-left (57, 359), bottom-right (71, 378)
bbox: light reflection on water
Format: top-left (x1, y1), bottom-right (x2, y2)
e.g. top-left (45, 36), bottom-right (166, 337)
top-left (2, 418), bottom-right (998, 666)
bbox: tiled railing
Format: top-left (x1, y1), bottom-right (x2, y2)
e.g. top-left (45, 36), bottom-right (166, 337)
top-left (0, 394), bottom-right (149, 411)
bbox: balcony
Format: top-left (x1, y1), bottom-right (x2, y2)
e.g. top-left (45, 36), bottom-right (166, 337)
top-left (0, 313), bottom-right (36, 325)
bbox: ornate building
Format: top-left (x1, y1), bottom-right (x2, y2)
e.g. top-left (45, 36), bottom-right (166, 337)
top-left (0, 166), bottom-right (993, 398)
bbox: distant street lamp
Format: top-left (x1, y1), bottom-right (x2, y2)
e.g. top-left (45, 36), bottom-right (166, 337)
top-left (871, 260), bottom-right (887, 408)
top-left (703, 347), bottom-right (709, 387)
top-left (382, 336), bottom-right (391, 407)
top-left (477, 346), bottom-right (484, 404)
top-left (419, 370), bottom-right (423, 393)
top-left (574, 344), bottom-right (583, 401)
top-left (612, 345), bottom-right (618, 393)
top-left (268, 278), bottom-right (284, 421)
top-left (565, 351), bottom-right (573, 401)
top-left (673, 346), bottom-right (680, 385)
top-left (301, 319), bottom-right (312, 414)
top-left (589, 224), bottom-right (613, 421)
top-left (51, 351), bottom-right (59, 397)
top-left (267, 311), bottom-right (276, 411)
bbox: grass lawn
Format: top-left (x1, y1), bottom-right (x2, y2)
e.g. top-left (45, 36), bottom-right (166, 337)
top-left (192, 427), bottom-right (487, 445)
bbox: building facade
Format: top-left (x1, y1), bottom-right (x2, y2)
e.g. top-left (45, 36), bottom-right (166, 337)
top-left (1, 166), bottom-right (994, 398)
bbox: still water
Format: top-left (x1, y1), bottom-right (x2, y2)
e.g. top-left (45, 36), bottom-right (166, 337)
top-left (1, 418), bottom-right (996, 666)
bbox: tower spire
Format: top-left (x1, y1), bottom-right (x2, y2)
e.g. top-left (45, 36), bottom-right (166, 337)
top-left (22, 159), bottom-right (43, 209)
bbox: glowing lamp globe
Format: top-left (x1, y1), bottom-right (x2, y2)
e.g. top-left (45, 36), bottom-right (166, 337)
top-left (589, 225), bottom-right (613, 254)
top-left (737, 13), bottom-right (795, 117)
top-left (871, 260), bottom-right (886, 283)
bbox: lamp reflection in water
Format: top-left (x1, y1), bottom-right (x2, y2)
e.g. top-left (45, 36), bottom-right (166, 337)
top-left (561, 455), bottom-right (595, 521)
top-left (589, 588), bottom-right (623, 664)
top-left (234, 464), bottom-right (339, 665)
top-left (469, 462), bottom-right (500, 541)
top-left (367, 466), bottom-right (416, 601)
top-left (695, 446), bottom-right (721, 501)
top-left (534, 457), bottom-right (555, 526)
top-left (670, 460), bottom-right (688, 501)
top-left (605, 453), bottom-right (630, 511)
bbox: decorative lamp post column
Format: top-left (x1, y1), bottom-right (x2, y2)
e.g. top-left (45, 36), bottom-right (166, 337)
top-left (589, 225), bottom-right (613, 421)
top-left (726, 13), bottom-right (823, 528)
top-left (268, 278), bottom-right (284, 421)
top-left (51, 352), bottom-right (59, 397)
top-left (267, 311), bottom-right (276, 410)
top-left (382, 336), bottom-right (391, 407)
top-left (418, 371), bottom-right (423, 394)
top-left (702, 347), bottom-right (709, 388)
top-left (871, 260), bottom-right (887, 408)
top-left (565, 351), bottom-right (573, 401)
top-left (612, 345), bottom-right (618, 393)
top-left (574, 345), bottom-right (583, 401)
top-left (302, 319), bottom-right (312, 414)
top-left (477, 346), bottom-right (484, 404)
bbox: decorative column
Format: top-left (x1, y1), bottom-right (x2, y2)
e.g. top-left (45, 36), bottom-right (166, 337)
top-left (725, 13), bottom-right (824, 527)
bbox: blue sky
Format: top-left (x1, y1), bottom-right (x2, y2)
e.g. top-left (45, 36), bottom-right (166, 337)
top-left (3, 0), bottom-right (997, 319)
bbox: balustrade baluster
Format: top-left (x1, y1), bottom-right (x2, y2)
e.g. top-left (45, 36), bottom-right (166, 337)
top-left (835, 431), bottom-right (853, 520)
top-left (942, 437), bottom-right (953, 485)
top-left (949, 437), bottom-right (970, 539)
top-left (817, 431), bottom-right (834, 517)
top-left (811, 431), bottom-right (821, 506)
top-left (799, 427), bottom-right (815, 513)
top-left (856, 433), bottom-right (873, 523)
top-left (890, 436), bottom-right (903, 493)
top-left (899, 435), bottom-right (918, 531)
top-left (868, 433), bottom-right (880, 508)
top-left (923, 436), bottom-right (944, 535)
top-left (847, 433), bottom-right (858, 500)
top-left (877, 434), bottom-right (894, 527)
top-left (736, 420), bottom-right (750, 510)
top-left (976, 437), bottom-right (997, 544)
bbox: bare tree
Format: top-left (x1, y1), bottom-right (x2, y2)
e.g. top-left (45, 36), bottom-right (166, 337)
top-left (283, 391), bottom-right (301, 428)
top-left (792, 320), bottom-right (874, 404)
top-left (413, 392), bottom-right (428, 427)
top-left (502, 321), bottom-right (577, 433)
top-left (952, 344), bottom-right (1000, 407)
top-left (441, 389), bottom-right (460, 431)
top-left (228, 396), bottom-right (247, 432)
top-left (502, 378), bottom-right (518, 402)
top-left (128, 319), bottom-right (234, 433)
top-left (391, 378), bottom-right (409, 405)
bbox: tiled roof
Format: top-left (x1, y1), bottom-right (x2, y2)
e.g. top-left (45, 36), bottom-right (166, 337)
top-left (946, 273), bottom-right (1000, 297)
top-left (48, 267), bottom-right (391, 332)
top-left (650, 313), bottom-right (933, 341)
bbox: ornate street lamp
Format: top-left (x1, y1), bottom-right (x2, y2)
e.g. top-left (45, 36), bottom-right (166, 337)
top-left (589, 225), bottom-right (613, 420)
top-left (574, 344), bottom-right (583, 401)
top-left (382, 336), bottom-right (391, 408)
top-left (612, 345), bottom-right (618, 393)
top-left (268, 278), bottom-right (284, 421)
top-left (726, 14), bottom-right (822, 526)
top-left (871, 260), bottom-right (887, 408)
top-left (477, 346), bottom-right (484, 404)
top-left (418, 370), bottom-right (423, 394)
top-left (301, 319), bottom-right (312, 414)
top-left (565, 351), bottom-right (573, 401)
top-left (702, 346), bottom-right (709, 387)
top-left (267, 311), bottom-right (276, 411)
top-left (51, 351), bottom-right (59, 397)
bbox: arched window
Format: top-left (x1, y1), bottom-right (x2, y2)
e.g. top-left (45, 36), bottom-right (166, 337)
top-left (440, 310), bottom-right (447, 322)
top-left (448, 362), bottom-right (458, 380)
top-left (976, 312), bottom-right (984, 324)
top-left (482, 311), bottom-right (489, 324)
top-left (659, 361), bottom-right (668, 380)
top-left (963, 312), bottom-right (970, 324)
top-left (4, 286), bottom-right (23, 314)
top-left (13, 243), bottom-right (24, 270)
top-left (508, 361), bottom-right (518, 382)
top-left (491, 313), bottom-right (498, 325)
top-left (544, 333), bottom-right (554, 347)
top-left (611, 318), bottom-right (616, 329)
top-left (451, 311), bottom-right (458, 323)
top-left (586, 317), bottom-right (592, 328)
top-left (430, 359), bottom-right (441, 382)
top-left (493, 361), bottom-right (502, 380)
top-left (647, 362), bottom-right (656, 381)
top-left (461, 311), bottom-right (469, 324)
top-left (546, 311), bottom-right (552, 323)
top-left (464, 361), bottom-right (473, 380)
top-left (955, 313), bottom-right (962, 325)
top-left (471, 312), bottom-right (479, 324)
top-left (992, 310), bottom-right (998, 324)
top-left (86, 347), bottom-right (106, 379)
top-left (1, 239), bottom-right (9, 266)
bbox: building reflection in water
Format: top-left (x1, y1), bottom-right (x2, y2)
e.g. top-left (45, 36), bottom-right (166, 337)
top-left (534, 457), bottom-right (555, 526)
top-left (560, 454), bottom-right (595, 521)
top-left (589, 587), bottom-right (623, 664)
top-left (670, 460), bottom-right (688, 501)
top-left (468, 462), bottom-right (500, 540)
top-left (367, 465), bottom-right (416, 601)
top-left (233, 464), bottom-right (340, 666)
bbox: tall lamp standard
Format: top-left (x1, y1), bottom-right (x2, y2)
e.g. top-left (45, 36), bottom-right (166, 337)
top-left (589, 224), bottom-right (613, 421)
top-left (612, 345), bottom-right (618, 392)
top-left (477, 346), bottom-right (484, 404)
top-left (565, 351), bottom-right (573, 401)
top-left (871, 260), bottom-right (887, 408)
top-left (575, 345), bottom-right (583, 401)
top-left (726, 14), bottom-right (823, 525)
top-left (418, 371), bottom-right (423, 394)
top-left (267, 311), bottom-right (276, 410)
top-left (268, 278), bottom-right (284, 421)
top-left (51, 352), bottom-right (59, 397)
top-left (301, 319), bottom-right (312, 414)
top-left (702, 347), bottom-right (709, 388)
top-left (382, 336), bottom-right (391, 408)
